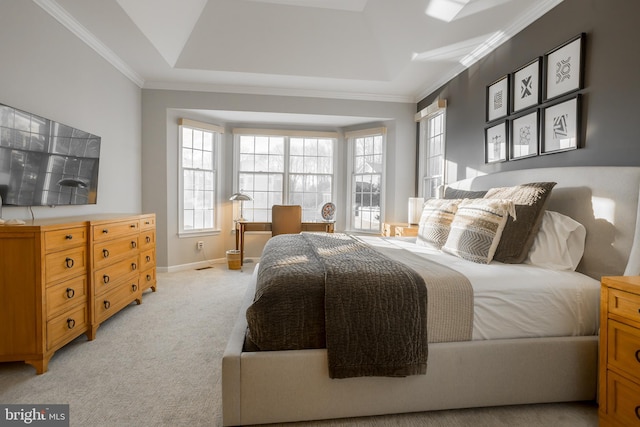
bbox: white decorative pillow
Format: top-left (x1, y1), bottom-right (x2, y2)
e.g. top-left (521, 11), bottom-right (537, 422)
top-left (525, 211), bottom-right (586, 271)
top-left (416, 199), bottom-right (461, 249)
top-left (442, 198), bottom-right (516, 264)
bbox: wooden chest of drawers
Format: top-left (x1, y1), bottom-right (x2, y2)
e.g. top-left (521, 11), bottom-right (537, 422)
top-left (599, 276), bottom-right (640, 426)
top-left (0, 214), bottom-right (156, 374)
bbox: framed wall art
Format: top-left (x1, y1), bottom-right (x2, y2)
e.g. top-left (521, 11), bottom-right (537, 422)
top-left (541, 95), bottom-right (581, 154)
top-left (544, 33), bottom-right (585, 100)
top-left (486, 75), bottom-right (509, 122)
top-left (485, 121), bottom-right (508, 163)
top-left (512, 58), bottom-right (541, 113)
top-left (510, 110), bottom-right (539, 160)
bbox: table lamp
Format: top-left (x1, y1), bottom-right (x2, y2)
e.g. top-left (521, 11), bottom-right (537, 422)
top-left (408, 197), bottom-right (424, 225)
top-left (229, 192), bottom-right (251, 221)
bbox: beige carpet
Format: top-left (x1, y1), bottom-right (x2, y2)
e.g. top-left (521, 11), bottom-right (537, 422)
top-left (0, 262), bottom-right (598, 426)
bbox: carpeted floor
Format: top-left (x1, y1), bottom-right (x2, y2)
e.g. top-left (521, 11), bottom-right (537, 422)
top-left (0, 262), bottom-right (598, 426)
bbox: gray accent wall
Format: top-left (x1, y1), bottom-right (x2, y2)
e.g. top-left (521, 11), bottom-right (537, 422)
top-left (418, 0), bottom-right (640, 183)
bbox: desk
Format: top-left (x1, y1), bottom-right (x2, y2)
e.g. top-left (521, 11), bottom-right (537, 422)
top-left (235, 221), bottom-right (335, 265)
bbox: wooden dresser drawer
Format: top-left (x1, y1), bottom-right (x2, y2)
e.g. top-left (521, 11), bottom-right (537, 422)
top-left (608, 319), bottom-right (640, 382)
top-left (94, 256), bottom-right (139, 296)
top-left (93, 235), bottom-right (140, 269)
top-left (92, 219), bottom-right (139, 242)
top-left (609, 289), bottom-right (640, 325)
top-left (47, 304), bottom-right (88, 351)
top-left (140, 230), bottom-right (155, 250)
top-left (94, 279), bottom-right (140, 323)
top-left (140, 248), bottom-right (155, 271)
top-left (606, 371), bottom-right (640, 426)
top-left (140, 268), bottom-right (156, 291)
top-left (139, 215), bottom-right (156, 230)
top-left (46, 276), bottom-right (87, 319)
top-left (45, 246), bottom-right (87, 284)
top-left (44, 226), bottom-right (87, 253)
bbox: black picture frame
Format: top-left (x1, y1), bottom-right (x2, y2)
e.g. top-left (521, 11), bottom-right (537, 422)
top-left (511, 57), bottom-right (541, 113)
top-left (510, 109), bottom-right (539, 160)
top-left (541, 95), bottom-right (581, 154)
top-left (486, 75), bottom-right (509, 122)
top-left (485, 120), bottom-right (508, 163)
top-left (543, 33), bottom-right (585, 101)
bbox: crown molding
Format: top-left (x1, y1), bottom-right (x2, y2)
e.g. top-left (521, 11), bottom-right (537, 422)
top-left (142, 80), bottom-right (416, 104)
top-left (414, 0), bottom-right (564, 102)
top-left (33, 0), bottom-right (145, 87)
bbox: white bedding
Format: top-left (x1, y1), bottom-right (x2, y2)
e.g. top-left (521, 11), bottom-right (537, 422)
top-left (357, 235), bottom-right (601, 341)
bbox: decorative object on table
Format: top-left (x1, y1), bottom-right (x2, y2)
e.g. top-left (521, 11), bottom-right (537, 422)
top-left (510, 110), bottom-right (539, 160)
top-left (544, 33), bottom-right (585, 101)
top-left (407, 197), bottom-right (424, 225)
top-left (321, 202), bottom-right (336, 222)
top-left (541, 95), bottom-right (581, 154)
top-left (511, 57), bottom-right (541, 113)
top-left (485, 121), bottom-right (508, 163)
top-left (486, 75), bottom-right (509, 122)
top-left (229, 192), bottom-right (251, 221)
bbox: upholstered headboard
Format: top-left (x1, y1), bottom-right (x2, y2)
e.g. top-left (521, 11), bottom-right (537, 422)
top-left (448, 166), bottom-right (640, 280)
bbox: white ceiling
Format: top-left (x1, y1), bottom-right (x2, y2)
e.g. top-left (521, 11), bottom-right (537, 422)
top-left (37, 0), bottom-right (563, 104)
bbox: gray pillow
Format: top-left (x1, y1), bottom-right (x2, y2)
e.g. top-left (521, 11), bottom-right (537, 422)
top-left (484, 182), bottom-right (557, 263)
top-left (443, 187), bottom-right (487, 199)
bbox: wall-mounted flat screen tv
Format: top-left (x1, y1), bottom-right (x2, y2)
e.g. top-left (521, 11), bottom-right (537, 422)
top-left (0, 103), bottom-right (100, 206)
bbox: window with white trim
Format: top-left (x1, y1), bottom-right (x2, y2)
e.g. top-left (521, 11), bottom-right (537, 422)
top-left (417, 100), bottom-right (446, 199)
top-left (179, 119), bottom-right (221, 234)
top-left (235, 130), bottom-right (335, 222)
top-left (347, 128), bottom-right (385, 232)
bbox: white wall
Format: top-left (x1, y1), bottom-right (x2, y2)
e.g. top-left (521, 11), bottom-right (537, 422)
top-left (141, 90), bottom-right (416, 270)
top-left (0, 1), bottom-right (141, 220)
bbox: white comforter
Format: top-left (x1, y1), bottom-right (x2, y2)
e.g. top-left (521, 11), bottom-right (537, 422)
top-left (357, 235), bottom-right (600, 341)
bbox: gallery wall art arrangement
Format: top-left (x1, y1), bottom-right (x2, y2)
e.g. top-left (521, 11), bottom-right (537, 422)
top-left (485, 33), bottom-right (585, 163)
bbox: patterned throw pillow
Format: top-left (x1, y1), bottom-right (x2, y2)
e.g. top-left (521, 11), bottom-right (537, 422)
top-left (484, 182), bottom-right (557, 263)
top-left (442, 198), bottom-right (516, 264)
top-left (416, 199), bottom-right (461, 248)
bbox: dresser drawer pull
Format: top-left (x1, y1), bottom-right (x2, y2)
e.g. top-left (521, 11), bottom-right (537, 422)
top-left (146, 274), bottom-right (152, 282)
top-left (65, 234), bottom-right (73, 240)
top-left (132, 284), bottom-right (138, 292)
top-left (131, 241), bottom-right (137, 249)
top-left (131, 224), bottom-right (137, 228)
top-left (65, 257), bottom-right (75, 268)
top-left (102, 229), bottom-right (109, 234)
top-left (66, 288), bottom-right (75, 299)
top-left (146, 236), bottom-right (151, 243)
top-left (67, 318), bottom-right (75, 329)
top-left (636, 406), bottom-right (640, 420)
top-left (146, 255), bottom-right (151, 262)
top-left (131, 262), bottom-right (137, 271)
top-left (102, 248), bottom-right (110, 258)
top-left (104, 300), bottom-right (111, 309)
top-left (636, 349), bottom-right (640, 363)
top-left (103, 274), bottom-right (110, 284)
top-left (145, 221), bottom-right (150, 225)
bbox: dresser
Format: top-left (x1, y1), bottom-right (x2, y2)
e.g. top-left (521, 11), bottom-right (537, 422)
top-left (0, 214), bottom-right (156, 374)
top-left (599, 276), bottom-right (640, 426)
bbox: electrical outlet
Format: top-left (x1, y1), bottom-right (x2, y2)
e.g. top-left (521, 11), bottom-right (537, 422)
top-left (197, 241), bottom-right (204, 250)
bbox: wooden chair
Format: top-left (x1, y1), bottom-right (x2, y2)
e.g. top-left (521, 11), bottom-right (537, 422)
top-left (271, 205), bottom-right (302, 236)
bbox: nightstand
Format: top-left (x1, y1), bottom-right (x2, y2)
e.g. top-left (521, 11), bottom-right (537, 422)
top-left (381, 222), bottom-right (419, 237)
top-left (599, 276), bottom-right (640, 427)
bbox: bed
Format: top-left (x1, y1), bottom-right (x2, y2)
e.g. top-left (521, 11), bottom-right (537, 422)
top-left (222, 166), bottom-right (640, 426)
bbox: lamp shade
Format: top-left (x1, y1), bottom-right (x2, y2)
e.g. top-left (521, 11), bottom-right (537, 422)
top-left (408, 197), bottom-right (424, 225)
top-left (229, 192), bottom-right (251, 201)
